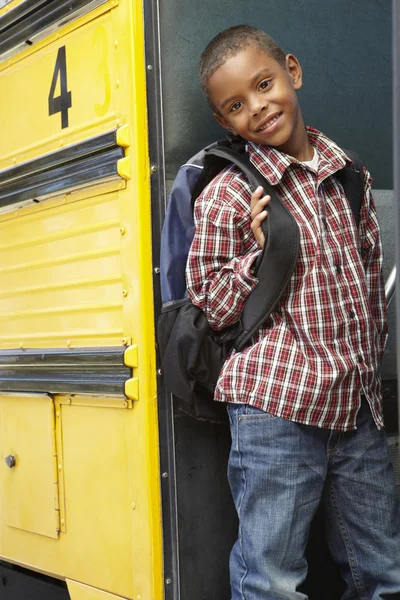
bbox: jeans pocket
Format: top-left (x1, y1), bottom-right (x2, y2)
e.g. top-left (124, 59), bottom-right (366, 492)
top-left (238, 404), bottom-right (277, 421)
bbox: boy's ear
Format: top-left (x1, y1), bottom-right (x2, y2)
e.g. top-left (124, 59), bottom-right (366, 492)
top-left (213, 112), bottom-right (237, 134)
top-left (285, 54), bottom-right (303, 91)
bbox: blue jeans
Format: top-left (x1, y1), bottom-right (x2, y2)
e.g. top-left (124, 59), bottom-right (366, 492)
top-left (227, 400), bottom-right (400, 599)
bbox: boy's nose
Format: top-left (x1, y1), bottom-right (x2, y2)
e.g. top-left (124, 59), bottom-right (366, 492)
top-left (249, 95), bottom-right (267, 116)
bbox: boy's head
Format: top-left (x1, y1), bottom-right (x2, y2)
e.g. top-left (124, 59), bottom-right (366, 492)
top-left (200, 25), bottom-right (286, 109)
top-left (200, 25), bottom-right (307, 158)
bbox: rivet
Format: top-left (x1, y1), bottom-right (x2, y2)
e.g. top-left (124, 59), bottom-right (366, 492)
top-left (162, 472), bottom-right (168, 478)
top-left (60, 140), bottom-right (64, 147)
top-left (131, 502), bottom-right (136, 510)
top-left (66, 340), bottom-right (71, 347)
top-left (60, 518), bottom-right (65, 525)
top-left (157, 369), bottom-right (162, 376)
top-left (19, 342), bottom-right (24, 349)
top-left (122, 289), bottom-right (128, 297)
top-left (58, 464), bottom-right (62, 471)
top-left (122, 337), bottom-right (129, 345)
top-left (12, 158), bottom-right (16, 164)
top-left (120, 226), bottom-right (126, 235)
top-left (123, 400), bottom-right (128, 408)
top-left (154, 267), bottom-right (160, 274)
top-left (166, 578), bottom-right (172, 585)
top-left (147, 64), bottom-right (153, 71)
top-left (56, 411), bottom-right (60, 418)
top-left (114, 40), bottom-right (119, 48)
top-left (151, 165), bottom-right (158, 174)
top-left (116, 80), bottom-right (120, 88)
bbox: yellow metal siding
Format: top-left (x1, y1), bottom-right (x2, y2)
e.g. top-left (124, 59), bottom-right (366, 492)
top-left (0, 183), bottom-right (125, 348)
top-left (0, 0), bottom-right (164, 598)
top-left (0, 393), bottom-right (60, 539)
top-left (0, 396), bottom-right (134, 597)
top-left (0, 3), bottom-right (119, 169)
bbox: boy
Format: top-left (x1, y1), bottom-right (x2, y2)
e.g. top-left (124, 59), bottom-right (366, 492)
top-left (186, 25), bottom-right (400, 599)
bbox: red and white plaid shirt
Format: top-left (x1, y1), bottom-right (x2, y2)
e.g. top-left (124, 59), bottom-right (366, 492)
top-left (186, 127), bottom-right (387, 431)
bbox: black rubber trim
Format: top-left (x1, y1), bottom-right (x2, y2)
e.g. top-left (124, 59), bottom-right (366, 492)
top-left (0, 131), bottom-right (117, 184)
top-left (0, 0), bottom-right (101, 56)
top-left (393, 0), bottom-right (400, 437)
top-left (0, 347), bottom-right (131, 395)
top-left (0, 131), bottom-right (123, 209)
top-left (144, 0), bottom-right (180, 597)
top-left (0, 0), bottom-right (52, 32)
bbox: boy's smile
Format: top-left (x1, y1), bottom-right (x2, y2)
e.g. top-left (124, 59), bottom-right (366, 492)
top-left (208, 44), bottom-right (312, 161)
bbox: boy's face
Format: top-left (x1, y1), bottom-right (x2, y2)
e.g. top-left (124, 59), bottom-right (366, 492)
top-left (208, 45), bottom-right (304, 156)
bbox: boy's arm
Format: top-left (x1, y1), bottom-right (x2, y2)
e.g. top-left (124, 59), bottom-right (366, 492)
top-left (359, 169), bottom-right (388, 359)
top-left (186, 190), bottom-right (261, 331)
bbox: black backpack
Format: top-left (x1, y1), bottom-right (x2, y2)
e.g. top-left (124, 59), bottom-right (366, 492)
top-left (158, 137), bottom-right (364, 422)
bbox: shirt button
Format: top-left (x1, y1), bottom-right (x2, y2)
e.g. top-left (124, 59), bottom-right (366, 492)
top-left (357, 354), bottom-right (363, 363)
top-left (349, 310), bottom-right (355, 318)
top-left (336, 265), bottom-right (342, 275)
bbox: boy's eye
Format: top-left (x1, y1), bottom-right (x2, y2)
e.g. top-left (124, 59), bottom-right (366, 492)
top-left (259, 79), bottom-right (271, 91)
top-left (229, 101), bottom-right (242, 112)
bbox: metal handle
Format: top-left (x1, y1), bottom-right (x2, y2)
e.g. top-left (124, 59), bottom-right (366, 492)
top-left (385, 265), bottom-right (396, 307)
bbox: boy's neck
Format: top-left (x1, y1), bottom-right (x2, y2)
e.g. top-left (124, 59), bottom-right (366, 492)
top-left (285, 138), bottom-right (314, 162)
top-left (273, 122), bottom-right (314, 162)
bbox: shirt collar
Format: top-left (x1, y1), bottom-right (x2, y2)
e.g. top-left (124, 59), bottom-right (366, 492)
top-left (247, 126), bottom-right (352, 185)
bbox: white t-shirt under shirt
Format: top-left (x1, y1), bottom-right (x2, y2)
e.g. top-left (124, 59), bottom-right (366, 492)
top-left (301, 147), bottom-right (319, 171)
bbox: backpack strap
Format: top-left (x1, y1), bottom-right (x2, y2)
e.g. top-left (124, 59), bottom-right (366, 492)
top-left (336, 149), bottom-right (364, 228)
top-left (204, 145), bottom-right (300, 352)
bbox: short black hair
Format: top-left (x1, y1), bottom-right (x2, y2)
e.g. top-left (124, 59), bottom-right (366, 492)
top-left (200, 25), bottom-right (287, 111)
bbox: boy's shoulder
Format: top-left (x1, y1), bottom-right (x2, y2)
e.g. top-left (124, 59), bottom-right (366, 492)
top-left (195, 163), bottom-right (252, 214)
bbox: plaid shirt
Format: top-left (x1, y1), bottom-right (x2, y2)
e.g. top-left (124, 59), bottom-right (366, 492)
top-left (186, 127), bottom-right (387, 431)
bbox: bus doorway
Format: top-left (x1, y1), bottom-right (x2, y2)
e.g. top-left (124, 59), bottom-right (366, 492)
top-left (153, 0), bottom-right (397, 598)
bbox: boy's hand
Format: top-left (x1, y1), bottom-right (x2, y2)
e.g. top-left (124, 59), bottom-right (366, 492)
top-left (250, 186), bottom-right (270, 249)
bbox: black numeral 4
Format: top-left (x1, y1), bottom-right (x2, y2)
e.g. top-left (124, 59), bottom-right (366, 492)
top-left (48, 46), bottom-right (72, 129)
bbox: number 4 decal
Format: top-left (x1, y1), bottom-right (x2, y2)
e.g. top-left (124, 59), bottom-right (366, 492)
top-left (48, 46), bottom-right (72, 129)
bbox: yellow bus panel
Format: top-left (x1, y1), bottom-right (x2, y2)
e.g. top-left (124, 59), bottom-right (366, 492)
top-left (0, 394), bottom-right (134, 596)
top-left (0, 1), bottom-right (122, 168)
top-left (0, 182), bottom-right (126, 349)
top-left (0, 393), bottom-right (59, 540)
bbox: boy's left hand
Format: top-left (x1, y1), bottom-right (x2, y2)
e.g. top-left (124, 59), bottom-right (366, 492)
top-left (250, 186), bottom-right (270, 249)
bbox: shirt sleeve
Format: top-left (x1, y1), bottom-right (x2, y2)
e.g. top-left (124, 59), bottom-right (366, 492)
top-left (359, 168), bottom-right (388, 359)
top-left (186, 186), bottom-right (261, 331)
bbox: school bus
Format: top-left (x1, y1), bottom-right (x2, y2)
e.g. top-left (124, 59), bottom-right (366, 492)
top-left (0, 0), bottom-right (397, 599)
